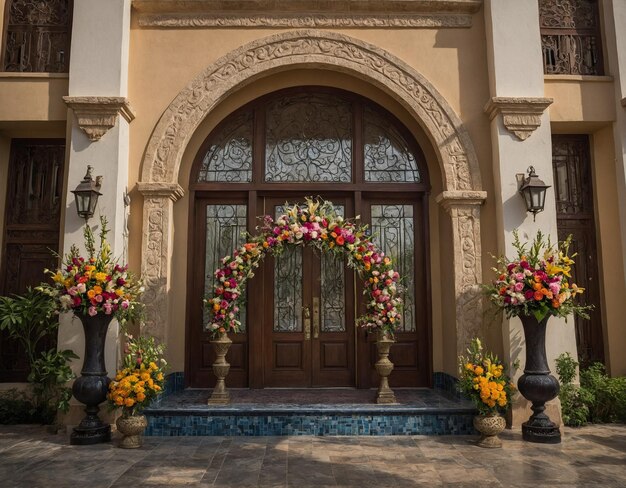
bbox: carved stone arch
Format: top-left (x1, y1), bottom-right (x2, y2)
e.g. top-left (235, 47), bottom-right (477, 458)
top-left (140, 30), bottom-right (481, 192)
top-left (137, 30), bottom-right (487, 358)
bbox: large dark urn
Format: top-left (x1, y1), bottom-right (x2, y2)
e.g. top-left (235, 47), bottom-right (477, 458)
top-left (70, 312), bottom-right (113, 445)
top-left (517, 314), bottom-right (561, 444)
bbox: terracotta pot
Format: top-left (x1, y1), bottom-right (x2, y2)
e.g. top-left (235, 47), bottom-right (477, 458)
top-left (473, 414), bottom-right (506, 448)
top-left (116, 414), bottom-right (148, 449)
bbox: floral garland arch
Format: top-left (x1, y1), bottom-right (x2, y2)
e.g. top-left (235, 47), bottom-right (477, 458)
top-left (205, 198), bottom-right (403, 337)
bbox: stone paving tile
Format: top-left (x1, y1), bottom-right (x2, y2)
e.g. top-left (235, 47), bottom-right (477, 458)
top-left (1, 424), bottom-right (626, 487)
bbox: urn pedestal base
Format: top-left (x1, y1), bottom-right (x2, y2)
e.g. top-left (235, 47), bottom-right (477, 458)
top-left (522, 416), bottom-right (561, 444)
top-left (208, 332), bottom-right (232, 405)
top-left (70, 422), bottom-right (111, 445)
top-left (473, 415), bottom-right (506, 448)
top-left (375, 331), bottom-right (397, 404)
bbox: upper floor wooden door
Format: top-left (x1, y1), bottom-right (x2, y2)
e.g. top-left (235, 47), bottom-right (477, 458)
top-left (552, 134), bottom-right (604, 365)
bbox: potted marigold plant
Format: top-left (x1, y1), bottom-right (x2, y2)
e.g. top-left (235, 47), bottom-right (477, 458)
top-left (40, 216), bottom-right (144, 445)
top-left (458, 338), bottom-right (514, 448)
top-left (485, 230), bottom-right (590, 445)
top-left (107, 334), bottom-right (166, 448)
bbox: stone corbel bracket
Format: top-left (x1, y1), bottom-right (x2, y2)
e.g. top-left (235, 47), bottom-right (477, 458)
top-left (63, 96), bottom-right (136, 142)
top-left (484, 97), bottom-right (553, 141)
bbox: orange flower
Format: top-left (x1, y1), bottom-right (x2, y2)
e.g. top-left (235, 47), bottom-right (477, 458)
top-left (87, 289), bottom-right (96, 299)
top-left (335, 235), bottom-right (345, 246)
top-left (533, 282), bottom-right (542, 291)
top-left (534, 291), bottom-right (543, 301)
top-left (93, 285), bottom-right (103, 295)
top-left (551, 299), bottom-right (561, 308)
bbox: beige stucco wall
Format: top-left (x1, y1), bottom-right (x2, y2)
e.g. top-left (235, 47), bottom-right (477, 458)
top-left (126, 15), bottom-right (496, 374)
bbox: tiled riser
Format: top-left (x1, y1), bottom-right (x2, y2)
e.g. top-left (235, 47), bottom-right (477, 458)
top-left (145, 414), bottom-right (476, 436)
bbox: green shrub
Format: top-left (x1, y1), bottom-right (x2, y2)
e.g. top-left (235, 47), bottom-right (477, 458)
top-left (556, 353), bottom-right (589, 427)
top-left (580, 362), bottom-right (626, 423)
top-left (556, 352), bottom-right (626, 426)
top-left (0, 288), bottom-right (76, 425)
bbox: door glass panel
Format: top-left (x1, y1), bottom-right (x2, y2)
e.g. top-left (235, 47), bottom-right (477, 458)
top-left (320, 204), bottom-right (345, 332)
top-left (197, 110), bottom-right (253, 183)
top-left (204, 204), bottom-right (248, 330)
top-left (371, 204), bottom-right (416, 332)
top-left (321, 253), bottom-right (346, 332)
top-left (274, 246), bottom-right (303, 332)
top-left (265, 93), bottom-right (352, 182)
top-left (364, 106), bottom-right (421, 183)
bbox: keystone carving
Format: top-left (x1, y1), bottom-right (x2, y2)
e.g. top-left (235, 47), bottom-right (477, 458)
top-left (63, 97), bottom-right (136, 142)
top-left (484, 97), bottom-right (553, 141)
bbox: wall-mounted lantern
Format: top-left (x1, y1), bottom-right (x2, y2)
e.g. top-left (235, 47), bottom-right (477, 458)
top-left (517, 166), bottom-right (550, 222)
top-left (71, 165), bottom-right (102, 221)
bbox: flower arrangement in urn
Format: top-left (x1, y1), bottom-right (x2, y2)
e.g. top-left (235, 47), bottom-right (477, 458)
top-left (485, 230), bottom-right (589, 322)
top-left (42, 216), bottom-right (144, 324)
top-left (108, 334), bottom-right (166, 448)
top-left (108, 334), bottom-right (166, 414)
top-left (458, 338), bottom-right (515, 448)
top-left (205, 197), bottom-right (403, 338)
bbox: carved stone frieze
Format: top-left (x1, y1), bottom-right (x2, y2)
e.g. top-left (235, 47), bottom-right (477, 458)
top-left (138, 13), bottom-right (473, 28)
top-left (484, 97), bottom-right (553, 141)
top-left (436, 191), bottom-right (486, 356)
top-left (63, 97), bottom-right (136, 142)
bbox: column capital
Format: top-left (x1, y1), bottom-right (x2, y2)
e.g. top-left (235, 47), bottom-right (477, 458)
top-left (435, 190), bottom-right (487, 211)
top-left (137, 182), bottom-right (184, 202)
top-left (484, 97), bottom-right (553, 141)
top-left (63, 96), bottom-right (136, 142)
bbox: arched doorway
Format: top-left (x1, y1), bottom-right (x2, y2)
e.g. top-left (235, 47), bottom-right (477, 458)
top-left (186, 87), bottom-right (431, 389)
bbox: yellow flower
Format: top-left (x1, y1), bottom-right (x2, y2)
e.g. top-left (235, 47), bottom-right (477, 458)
top-left (149, 362), bottom-right (158, 371)
top-left (52, 272), bottom-right (64, 283)
top-left (136, 392), bottom-right (146, 402)
top-left (140, 372), bottom-right (150, 381)
top-left (95, 272), bottom-right (107, 283)
top-left (474, 366), bottom-right (484, 376)
top-left (124, 398), bottom-right (135, 407)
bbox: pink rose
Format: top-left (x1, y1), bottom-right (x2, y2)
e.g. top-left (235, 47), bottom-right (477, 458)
top-left (514, 282), bottom-right (524, 292)
top-left (88, 306), bottom-right (97, 317)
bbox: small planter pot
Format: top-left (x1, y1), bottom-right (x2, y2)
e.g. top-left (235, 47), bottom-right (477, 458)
top-left (473, 414), bottom-right (506, 448)
top-left (116, 414), bottom-right (148, 449)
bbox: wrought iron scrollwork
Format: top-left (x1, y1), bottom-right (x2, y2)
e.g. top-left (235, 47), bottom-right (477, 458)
top-left (197, 111), bottom-right (253, 183)
top-left (2, 0), bottom-right (71, 72)
top-left (265, 94), bottom-right (352, 183)
top-left (539, 0), bottom-right (602, 75)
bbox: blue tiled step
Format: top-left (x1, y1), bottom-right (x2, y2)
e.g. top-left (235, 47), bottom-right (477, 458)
top-left (144, 389), bottom-right (477, 436)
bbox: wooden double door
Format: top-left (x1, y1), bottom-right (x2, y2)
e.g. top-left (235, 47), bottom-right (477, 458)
top-left (262, 196), bottom-right (355, 387)
top-left (188, 192), bottom-right (430, 389)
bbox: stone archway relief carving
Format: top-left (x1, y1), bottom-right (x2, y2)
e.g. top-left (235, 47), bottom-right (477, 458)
top-left (140, 30), bottom-right (482, 194)
top-left (137, 30), bottom-right (487, 358)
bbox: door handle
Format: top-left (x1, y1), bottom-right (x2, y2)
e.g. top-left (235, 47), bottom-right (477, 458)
top-left (303, 306), bottom-right (311, 340)
top-left (313, 297), bottom-right (320, 339)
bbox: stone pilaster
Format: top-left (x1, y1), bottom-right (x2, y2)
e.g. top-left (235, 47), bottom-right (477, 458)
top-left (484, 0), bottom-right (576, 428)
top-left (136, 182), bottom-right (184, 345)
top-left (436, 191), bottom-right (487, 357)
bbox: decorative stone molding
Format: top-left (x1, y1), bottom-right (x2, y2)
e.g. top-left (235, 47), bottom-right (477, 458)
top-left (484, 97), bottom-right (553, 141)
top-left (141, 30), bottom-right (481, 193)
top-left (138, 30), bottom-right (484, 359)
top-left (134, 0), bottom-right (482, 28)
top-left (137, 182), bottom-right (184, 343)
top-left (436, 191), bottom-right (486, 356)
top-left (63, 96), bottom-right (136, 142)
top-left (138, 13), bottom-right (473, 28)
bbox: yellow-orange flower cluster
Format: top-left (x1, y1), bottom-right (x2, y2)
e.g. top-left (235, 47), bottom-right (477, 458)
top-left (108, 361), bottom-right (164, 414)
top-left (459, 338), bottom-right (515, 415)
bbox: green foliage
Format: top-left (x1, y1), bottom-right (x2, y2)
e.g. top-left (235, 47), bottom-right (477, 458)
top-left (0, 288), bottom-right (58, 365)
top-left (0, 288), bottom-right (77, 425)
top-left (28, 349), bottom-right (78, 421)
top-left (580, 363), bottom-right (626, 423)
top-left (556, 353), bottom-right (626, 426)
